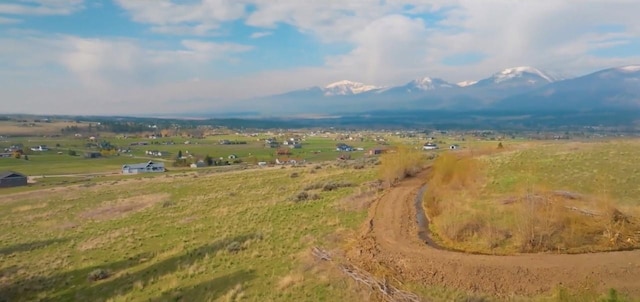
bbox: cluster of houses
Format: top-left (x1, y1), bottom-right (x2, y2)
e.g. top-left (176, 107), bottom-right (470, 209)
top-left (265, 137), bottom-right (302, 149)
top-left (422, 143), bottom-right (460, 151)
top-left (145, 150), bottom-right (168, 157)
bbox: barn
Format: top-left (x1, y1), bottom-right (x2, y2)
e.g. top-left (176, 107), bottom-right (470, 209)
top-left (0, 171), bottom-right (28, 188)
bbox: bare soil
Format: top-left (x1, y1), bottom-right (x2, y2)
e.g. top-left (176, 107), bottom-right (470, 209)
top-left (346, 170), bottom-right (640, 298)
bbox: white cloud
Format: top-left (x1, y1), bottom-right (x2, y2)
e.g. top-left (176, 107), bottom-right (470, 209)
top-left (0, 16), bottom-right (21, 24)
top-left (0, 0), bottom-right (83, 15)
top-left (249, 31), bottom-right (272, 39)
top-left (113, 0), bottom-right (246, 36)
top-left (3, 0), bottom-right (640, 115)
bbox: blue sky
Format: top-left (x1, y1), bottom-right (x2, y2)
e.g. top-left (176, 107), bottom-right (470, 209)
top-left (1, 0), bottom-right (639, 114)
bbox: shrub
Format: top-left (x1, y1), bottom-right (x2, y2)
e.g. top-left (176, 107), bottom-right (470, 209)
top-left (226, 241), bottom-right (242, 253)
top-left (322, 181), bottom-right (354, 191)
top-left (87, 269), bottom-right (110, 282)
top-left (290, 172), bottom-right (300, 178)
top-left (68, 150), bottom-right (77, 156)
top-left (378, 146), bottom-right (425, 185)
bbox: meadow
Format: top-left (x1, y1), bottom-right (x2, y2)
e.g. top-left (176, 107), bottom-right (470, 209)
top-left (0, 164), bottom-right (378, 301)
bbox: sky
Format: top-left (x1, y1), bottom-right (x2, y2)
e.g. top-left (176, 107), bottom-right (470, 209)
top-left (1, 0), bottom-right (639, 115)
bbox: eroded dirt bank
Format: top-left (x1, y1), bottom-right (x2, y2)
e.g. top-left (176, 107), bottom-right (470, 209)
top-left (346, 171), bottom-right (640, 297)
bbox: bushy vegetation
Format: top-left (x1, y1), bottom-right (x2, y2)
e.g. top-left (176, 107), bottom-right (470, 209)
top-left (378, 146), bottom-right (426, 185)
top-left (424, 143), bottom-right (640, 254)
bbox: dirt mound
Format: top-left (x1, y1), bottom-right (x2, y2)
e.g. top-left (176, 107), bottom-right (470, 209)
top-left (346, 171), bottom-right (640, 298)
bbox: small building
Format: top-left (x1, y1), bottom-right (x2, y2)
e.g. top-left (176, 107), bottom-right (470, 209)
top-left (84, 151), bottom-right (102, 159)
top-left (0, 171), bottom-right (28, 188)
top-left (122, 161), bottom-right (165, 174)
top-left (423, 143), bottom-right (438, 150)
top-left (30, 145), bottom-right (49, 152)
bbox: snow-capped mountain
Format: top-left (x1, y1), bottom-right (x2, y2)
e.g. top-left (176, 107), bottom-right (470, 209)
top-left (495, 65), bottom-right (640, 110)
top-left (474, 66), bottom-right (556, 88)
top-left (323, 80), bottom-right (379, 96)
top-left (457, 80), bottom-right (477, 87)
top-left (246, 65), bottom-right (640, 114)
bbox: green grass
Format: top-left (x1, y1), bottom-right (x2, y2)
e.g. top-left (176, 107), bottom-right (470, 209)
top-left (485, 140), bottom-right (640, 204)
top-left (0, 135), bottom-right (384, 175)
top-left (0, 165), bottom-right (375, 301)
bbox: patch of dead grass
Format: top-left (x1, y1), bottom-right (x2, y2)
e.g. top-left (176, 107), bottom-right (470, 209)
top-left (80, 193), bottom-right (170, 221)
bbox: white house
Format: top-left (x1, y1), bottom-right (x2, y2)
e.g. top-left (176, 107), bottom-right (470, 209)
top-left (30, 145), bottom-right (49, 152)
top-left (422, 143), bottom-right (438, 150)
top-left (122, 161), bottom-right (165, 174)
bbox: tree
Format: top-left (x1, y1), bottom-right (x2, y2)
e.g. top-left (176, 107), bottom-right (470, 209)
top-left (68, 150), bottom-right (77, 156)
top-left (204, 155), bottom-right (214, 166)
top-left (177, 150), bottom-right (183, 159)
top-left (497, 142), bottom-right (504, 149)
top-left (23, 155), bottom-right (29, 161)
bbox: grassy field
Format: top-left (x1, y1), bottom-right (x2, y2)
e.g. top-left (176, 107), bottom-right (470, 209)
top-left (424, 140), bottom-right (640, 254)
top-left (0, 134), bottom-right (385, 176)
top-left (0, 164), bottom-right (379, 301)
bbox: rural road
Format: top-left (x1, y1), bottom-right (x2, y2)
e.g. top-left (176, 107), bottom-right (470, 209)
top-left (347, 170), bottom-right (640, 297)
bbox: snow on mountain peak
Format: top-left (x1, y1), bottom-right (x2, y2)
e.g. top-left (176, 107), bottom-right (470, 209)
top-left (617, 65), bottom-right (640, 72)
top-left (457, 80), bottom-right (478, 87)
top-left (493, 66), bottom-right (555, 84)
top-left (323, 80), bottom-right (378, 96)
top-left (407, 77), bottom-right (453, 91)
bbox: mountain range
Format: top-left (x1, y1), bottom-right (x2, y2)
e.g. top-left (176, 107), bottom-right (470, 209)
top-left (247, 65), bottom-right (640, 115)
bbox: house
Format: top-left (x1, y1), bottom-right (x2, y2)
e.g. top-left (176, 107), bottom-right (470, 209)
top-left (276, 158), bottom-right (304, 165)
top-left (122, 161), bottom-right (165, 174)
top-left (145, 150), bottom-right (167, 157)
top-left (84, 151), bottom-right (102, 159)
top-left (336, 143), bottom-right (353, 152)
top-left (423, 143), bottom-right (438, 150)
top-left (30, 145), bottom-right (49, 152)
top-left (0, 171), bottom-right (28, 188)
top-left (190, 161), bottom-right (206, 168)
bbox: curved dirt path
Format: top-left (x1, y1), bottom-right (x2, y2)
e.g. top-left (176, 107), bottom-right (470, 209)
top-left (346, 171), bottom-right (640, 298)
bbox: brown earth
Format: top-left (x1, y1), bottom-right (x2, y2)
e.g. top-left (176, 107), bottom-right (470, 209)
top-left (346, 170), bottom-right (640, 298)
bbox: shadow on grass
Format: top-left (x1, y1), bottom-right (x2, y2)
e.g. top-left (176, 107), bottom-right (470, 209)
top-left (0, 233), bottom-right (261, 302)
top-left (150, 269), bottom-right (256, 302)
top-left (0, 238), bottom-right (69, 256)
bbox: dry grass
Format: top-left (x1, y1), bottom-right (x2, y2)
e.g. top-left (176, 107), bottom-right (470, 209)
top-left (79, 193), bottom-right (170, 221)
top-left (424, 144), bottom-right (640, 254)
top-left (378, 146), bottom-right (426, 186)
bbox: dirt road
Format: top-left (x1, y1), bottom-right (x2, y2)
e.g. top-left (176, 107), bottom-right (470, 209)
top-left (346, 171), bottom-right (640, 297)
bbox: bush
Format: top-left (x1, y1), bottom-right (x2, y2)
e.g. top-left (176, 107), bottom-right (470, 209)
top-left (378, 146), bottom-right (425, 185)
top-left (68, 150), bottom-right (77, 156)
top-left (322, 181), bottom-right (354, 191)
top-left (87, 269), bottom-right (110, 282)
top-left (290, 172), bottom-right (300, 178)
top-left (226, 241), bottom-right (242, 253)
